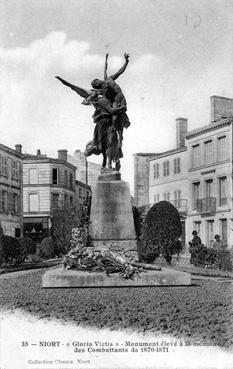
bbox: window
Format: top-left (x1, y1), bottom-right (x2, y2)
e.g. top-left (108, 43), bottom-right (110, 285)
top-left (205, 179), bottom-right (214, 198)
top-left (29, 193), bottom-right (39, 212)
top-left (2, 191), bottom-right (7, 212)
top-left (64, 170), bottom-right (68, 187)
top-left (192, 182), bottom-right (200, 209)
top-left (192, 145), bottom-right (200, 168)
top-left (153, 163), bottom-right (159, 179)
top-left (69, 172), bottom-right (73, 189)
top-left (174, 158), bottom-right (181, 174)
top-left (79, 188), bottom-right (83, 199)
top-left (174, 190), bottom-right (181, 208)
top-left (13, 193), bottom-right (19, 213)
top-left (1, 156), bottom-right (8, 176)
top-left (220, 219), bottom-right (227, 246)
top-left (193, 221), bottom-right (201, 236)
top-left (12, 160), bottom-right (19, 179)
top-left (204, 140), bottom-right (213, 164)
top-left (217, 136), bottom-right (227, 161)
top-left (219, 177), bottom-right (227, 206)
top-left (64, 194), bottom-right (68, 207)
top-left (29, 168), bottom-right (38, 184)
top-left (52, 193), bottom-right (59, 208)
top-left (206, 220), bottom-right (214, 247)
top-left (163, 191), bottom-right (170, 201)
top-left (52, 168), bottom-right (58, 185)
top-left (163, 161), bottom-right (170, 176)
top-left (70, 196), bottom-right (73, 207)
top-left (153, 194), bottom-right (160, 203)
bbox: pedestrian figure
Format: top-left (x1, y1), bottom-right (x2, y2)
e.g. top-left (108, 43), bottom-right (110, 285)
top-left (189, 230), bottom-right (202, 266)
top-left (212, 234), bottom-right (225, 251)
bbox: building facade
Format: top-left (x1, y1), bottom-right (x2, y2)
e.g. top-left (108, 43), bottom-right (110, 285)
top-left (134, 153), bottom-right (158, 208)
top-left (75, 179), bottom-right (91, 209)
top-left (23, 149), bottom-right (76, 242)
top-left (149, 118), bottom-right (188, 246)
top-left (0, 144), bottom-right (23, 237)
top-left (186, 116), bottom-right (233, 248)
top-left (68, 150), bottom-right (102, 189)
top-left (143, 96), bottom-right (233, 250)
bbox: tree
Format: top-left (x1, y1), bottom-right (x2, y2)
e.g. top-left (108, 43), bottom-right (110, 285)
top-left (0, 235), bottom-right (22, 265)
top-left (139, 201), bottom-right (182, 263)
top-left (51, 197), bottom-right (91, 256)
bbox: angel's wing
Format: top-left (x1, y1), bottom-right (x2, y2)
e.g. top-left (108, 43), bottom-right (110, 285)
top-left (55, 76), bottom-right (91, 98)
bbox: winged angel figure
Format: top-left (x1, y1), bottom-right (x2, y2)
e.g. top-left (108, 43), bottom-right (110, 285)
top-left (55, 53), bottom-right (130, 172)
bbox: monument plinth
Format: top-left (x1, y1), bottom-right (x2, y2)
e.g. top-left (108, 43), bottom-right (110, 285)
top-left (89, 171), bottom-right (137, 257)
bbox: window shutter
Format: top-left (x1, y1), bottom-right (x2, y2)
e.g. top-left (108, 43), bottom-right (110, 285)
top-left (17, 194), bottom-right (21, 214)
top-left (8, 191), bottom-right (12, 213)
top-left (11, 160), bottom-right (13, 179)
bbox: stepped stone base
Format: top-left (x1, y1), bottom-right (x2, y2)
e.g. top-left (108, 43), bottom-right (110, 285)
top-left (42, 267), bottom-right (191, 288)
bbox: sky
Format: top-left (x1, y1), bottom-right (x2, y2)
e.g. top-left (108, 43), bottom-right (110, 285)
top-left (0, 0), bottom-right (233, 189)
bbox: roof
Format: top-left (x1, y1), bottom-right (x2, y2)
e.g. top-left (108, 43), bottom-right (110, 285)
top-left (186, 118), bottom-right (232, 139)
top-left (148, 146), bottom-right (187, 161)
top-left (75, 179), bottom-right (91, 190)
top-left (0, 143), bottom-right (23, 159)
top-left (23, 154), bottom-right (77, 170)
top-left (134, 153), bottom-right (160, 158)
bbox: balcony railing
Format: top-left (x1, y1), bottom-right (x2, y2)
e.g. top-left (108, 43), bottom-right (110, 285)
top-left (149, 199), bottom-right (188, 213)
top-left (169, 199), bottom-right (188, 213)
top-left (196, 197), bottom-right (216, 213)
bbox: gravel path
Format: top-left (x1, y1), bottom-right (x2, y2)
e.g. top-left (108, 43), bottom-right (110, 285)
top-left (0, 268), bottom-right (232, 348)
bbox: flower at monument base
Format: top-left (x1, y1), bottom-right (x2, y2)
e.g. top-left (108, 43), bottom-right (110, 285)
top-left (62, 231), bottom-right (142, 279)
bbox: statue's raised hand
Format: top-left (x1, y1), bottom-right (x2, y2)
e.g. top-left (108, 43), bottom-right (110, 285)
top-left (124, 53), bottom-right (129, 63)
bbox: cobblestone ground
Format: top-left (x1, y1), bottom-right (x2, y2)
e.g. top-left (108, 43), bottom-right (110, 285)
top-left (0, 269), bottom-right (232, 348)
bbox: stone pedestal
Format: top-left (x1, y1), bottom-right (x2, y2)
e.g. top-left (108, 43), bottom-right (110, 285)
top-left (42, 267), bottom-right (191, 288)
top-left (89, 172), bottom-right (137, 257)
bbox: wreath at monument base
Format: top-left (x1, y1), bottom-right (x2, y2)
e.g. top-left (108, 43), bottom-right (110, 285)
top-left (62, 243), bottom-right (142, 280)
top-left (61, 227), bottom-right (141, 279)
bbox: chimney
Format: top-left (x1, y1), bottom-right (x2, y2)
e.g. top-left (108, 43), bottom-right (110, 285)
top-left (15, 144), bottom-right (22, 153)
top-left (176, 118), bottom-right (188, 148)
top-left (74, 150), bottom-right (81, 158)
top-left (58, 149), bottom-right (67, 162)
top-left (210, 95), bottom-right (233, 122)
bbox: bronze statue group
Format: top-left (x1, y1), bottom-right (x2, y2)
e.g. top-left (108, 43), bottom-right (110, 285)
top-left (56, 53), bottom-right (130, 172)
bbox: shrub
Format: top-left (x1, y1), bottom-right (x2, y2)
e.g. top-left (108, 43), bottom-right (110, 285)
top-left (132, 206), bottom-right (145, 241)
top-left (39, 237), bottom-right (55, 259)
top-left (1, 235), bottom-right (22, 265)
top-left (213, 250), bottom-right (232, 271)
top-left (18, 237), bottom-right (36, 261)
top-left (190, 247), bottom-right (233, 271)
top-left (139, 201), bottom-right (182, 263)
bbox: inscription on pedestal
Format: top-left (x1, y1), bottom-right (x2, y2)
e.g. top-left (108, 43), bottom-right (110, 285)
top-left (90, 179), bottom-right (137, 246)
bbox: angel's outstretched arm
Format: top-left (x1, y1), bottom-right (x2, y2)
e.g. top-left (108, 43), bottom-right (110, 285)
top-left (110, 53), bottom-right (129, 81)
top-left (104, 54), bottom-right (108, 80)
top-left (55, 76), bottom-right (90, 98)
